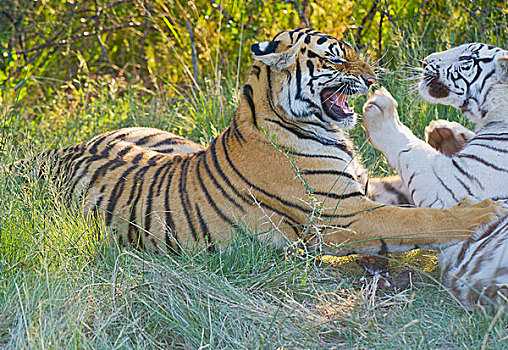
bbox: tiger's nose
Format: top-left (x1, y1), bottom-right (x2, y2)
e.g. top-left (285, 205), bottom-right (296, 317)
top-left (363, 76), bottom-right (377, 88)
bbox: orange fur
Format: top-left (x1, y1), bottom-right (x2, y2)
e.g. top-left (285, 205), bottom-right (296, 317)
top-left (24, 29), bottom-right (502, 255)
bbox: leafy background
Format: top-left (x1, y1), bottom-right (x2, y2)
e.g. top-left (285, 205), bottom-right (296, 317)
top-left (1, 0), bottom-right (508, 348)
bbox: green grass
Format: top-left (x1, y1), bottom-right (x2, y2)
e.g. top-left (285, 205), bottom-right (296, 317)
top-left (2, 30), bottom-right (508, 349)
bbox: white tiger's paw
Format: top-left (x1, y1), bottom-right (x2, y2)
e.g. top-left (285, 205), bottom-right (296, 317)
top-left (363, 87), bottom-right (398, 115)
top-left (425, 119), bottom-right (475, 156)
top-left (362, 87), bottom-right (402, 148)
top-left (362, 87), bottom-right (399, 127)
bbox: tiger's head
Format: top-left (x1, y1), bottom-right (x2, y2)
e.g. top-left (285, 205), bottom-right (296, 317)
top-left (250, 28), bottom-right (376, 132)
top-left (419, 43), bottom-right (508, 122)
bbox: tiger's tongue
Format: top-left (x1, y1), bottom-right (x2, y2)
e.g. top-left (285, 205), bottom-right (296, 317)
top-left (327, 92), bottom-right (353, 115)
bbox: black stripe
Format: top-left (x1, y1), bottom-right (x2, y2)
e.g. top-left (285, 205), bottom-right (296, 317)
top-left (306, 60), bottom-right (316, 94)
top-left (316, 36), bottom-right (328, 45)
top-left (195, 156), bottom-right (235, 226)
top-left (157, 158), bottom-right (179, 196)
top-left (265, 117), bottom-right (340, 146)
top-left (131, 153), bottom-right (143, 164)
top-left (135, 132), bottom-right (165, 146)
top-left (321, 204), bottom-right (385, 219)
top-left (472, 135), bottom-right (508, 141)
top-left (243, 84), bottom-right (257, 128)
top-left (178, 156), bottom-right (198, 240)
top-left (230, 116), bottom-right (246, 144)
top-left (164, 166), bottom-right (179, 251)
top-left (301, 169), bottom-right (356, 180)
top-left (201, 150), bottom-right (244, 212)
top-left (455, 175), bottom-right (474, 197)
top-left (407, 172), bottom-right (416, 189)
top-left (88, 133), bottom-right (111, 155)
top-left (88, 158), bottom-right (127, 189)
top-left (69, 140), bottom-right (119, 193)
top-left (432, 168), bottom-right (459, 202)
top-left (314, 191), bottom-right (364, 200)
top-left (288, 151), bottom-right (349, 163)
top-left (126, 165), bottom-right (151, 245)
top-left (105, 164), bottom-right (138, 226)
top-left (451, 158), bottom-right (484, 190)
top-left (283, 219), bottom-right (302, 238)
top-left (469, 219), bottom-right (508, 260)
top-left (88, 129), bottom-right (123, 154)
top-left (479, 69), bottom-right (496, 93)
top-left (251, 65), bottom-right (261, 79)
top-left (153, 148), bottom-right (175, 154)
top-left (467, 142), bottom-right (508, 153)
top-left (208, 136), bottom-right (251, 205)
top-left (397, 148), bottom-right (412, 159)
top-left (151, 137), bottom-right (193, 149)
top-left (255, 198), bottom-right (302, 230)
top-left (251, 40), bottom-right (280, 56)
top-left (117, 145), bottom-right (134, 157)
top-left (221, 130), bottom-right (313, 215)
top-left (111, 130), bottom-right (130, 141)
top-left (144, 160), bottom-right (174, 234)
top-left (147, 154), bottom-right (163, 166)
top-left (458, 153), bottom-right (508, 173)
top-left (195, 203), bottom-right (212, 245)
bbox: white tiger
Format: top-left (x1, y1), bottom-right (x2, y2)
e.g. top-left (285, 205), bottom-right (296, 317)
top-left (362, 43), bottom-right (508, 309)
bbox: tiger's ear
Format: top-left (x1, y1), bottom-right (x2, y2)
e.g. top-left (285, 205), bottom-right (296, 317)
top-left (496, 50), bottom-right (508, 82)
top-left (251, 40), bottom-right (299, 71)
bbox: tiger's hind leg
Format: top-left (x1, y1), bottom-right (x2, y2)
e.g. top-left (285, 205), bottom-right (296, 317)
top-left (366, 175), bottom-right (414, 206)
top-left (425, 119), bottom-right (475, 156)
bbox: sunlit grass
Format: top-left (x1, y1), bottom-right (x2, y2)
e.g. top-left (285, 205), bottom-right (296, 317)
top-left (1, 21), bottom-right (508, 349)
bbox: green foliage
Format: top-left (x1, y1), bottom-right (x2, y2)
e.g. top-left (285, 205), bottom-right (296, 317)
top-left (1, 0), bottom-right (508, 347)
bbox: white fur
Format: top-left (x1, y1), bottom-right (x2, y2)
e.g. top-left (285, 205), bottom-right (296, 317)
top-left (362, 43), bottom-right (508, 309)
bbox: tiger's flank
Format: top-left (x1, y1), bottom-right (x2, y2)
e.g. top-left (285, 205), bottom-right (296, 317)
top-left (18, 31), bottom-right (502, 256)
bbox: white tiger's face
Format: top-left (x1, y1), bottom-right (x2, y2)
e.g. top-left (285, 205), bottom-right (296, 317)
top-left (419, 43), bottom-right (508, 122)
top-left (251, 29), bottom-right (376, 131)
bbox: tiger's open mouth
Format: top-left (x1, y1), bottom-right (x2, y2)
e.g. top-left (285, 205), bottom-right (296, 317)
top-left (320, 87), bottom-right (355, 120)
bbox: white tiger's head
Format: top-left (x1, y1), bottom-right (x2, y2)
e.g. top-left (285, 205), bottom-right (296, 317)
top-left (419, 43), bottom-right (508, 122)
top-left (251, 28), bottom-right (376, 132)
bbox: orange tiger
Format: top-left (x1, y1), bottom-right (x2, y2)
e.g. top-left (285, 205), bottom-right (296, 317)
top-left (21, 29), bottom-right (502, 255)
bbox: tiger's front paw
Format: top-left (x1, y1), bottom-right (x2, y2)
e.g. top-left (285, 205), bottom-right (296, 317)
top-left (425, 119), bottom-right (475, 156)
top-left (362, 87), bottom-right (402, 149)
top-left (454, 198), bottom-right (507, 231)
top-left (363, 87), bottom-right (398, 118)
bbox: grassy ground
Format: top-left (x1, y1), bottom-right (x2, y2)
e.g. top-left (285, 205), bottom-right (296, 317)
top-left (2, 34), bottom-right (508, 349)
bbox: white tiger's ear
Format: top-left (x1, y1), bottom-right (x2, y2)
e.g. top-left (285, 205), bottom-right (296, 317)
top-left (496, 50), bottom-right (508, 82)
top-left (251, 40), bottom-right (300, 71)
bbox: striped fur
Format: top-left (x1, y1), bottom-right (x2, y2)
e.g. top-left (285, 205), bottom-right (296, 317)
top-left (21, 31), bottom-right (501, 256)
top-left (366, 175), bottom-right (413, 206)
top-left (362, 43), bottom-right (508, 308)
top-left (439, 214), bottom-right (508, 309)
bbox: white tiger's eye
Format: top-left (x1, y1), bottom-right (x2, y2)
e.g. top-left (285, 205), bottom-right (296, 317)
top-left (458, 56), bottom-right (474, 71)
top-left (461, 62), bottom-right (473, 71)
